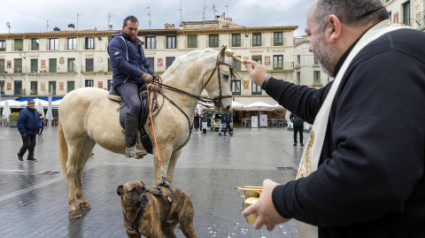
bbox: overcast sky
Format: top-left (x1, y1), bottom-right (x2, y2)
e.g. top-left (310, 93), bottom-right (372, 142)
top-left (1, 0), bottom-right (312, 37)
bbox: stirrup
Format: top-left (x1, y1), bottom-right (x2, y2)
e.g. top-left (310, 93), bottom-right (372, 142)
top-left (126, 147), bottom-right (148, 158)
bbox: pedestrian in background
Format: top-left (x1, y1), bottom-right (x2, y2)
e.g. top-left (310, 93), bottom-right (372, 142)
top-left (290, 112), bottom-right (304, 146)
top-left (243, 0), bottom-right (425, 237)
top-left (16, 99), bottom-right (41, 162)
top-left (193, 110), bottom-right (200, 132)
top-left (38, 111), bottom-right (45, 135)
top-left (200, 110), bottom-right (208, 133)
top-left (218, 113), bottom-right (226, 136)
top-left (222, 111), bottom-right (233, 136)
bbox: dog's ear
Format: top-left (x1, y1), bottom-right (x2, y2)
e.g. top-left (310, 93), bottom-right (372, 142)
top-left (117, 185), bottom-right (124, 196)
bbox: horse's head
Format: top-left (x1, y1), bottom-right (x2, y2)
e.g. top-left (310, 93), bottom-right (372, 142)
top-left (203, 46), bottom-right (235, 113)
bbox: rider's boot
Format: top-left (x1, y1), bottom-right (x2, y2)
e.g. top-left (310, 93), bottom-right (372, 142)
top-left (108, 86), bottom-right (122, 102)
top-left (125, 113), bottom-right (147, 158)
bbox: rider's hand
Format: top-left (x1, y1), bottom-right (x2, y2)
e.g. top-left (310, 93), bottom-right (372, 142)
top-left (141, 72), bottom-right (153, 83)
top-left (242, 179), bottom-right (290, 231)
top-left (244, 60), bottom-right (269, 87)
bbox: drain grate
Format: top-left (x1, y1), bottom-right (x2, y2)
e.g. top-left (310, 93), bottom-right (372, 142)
top-left (277, 167), bottom-right (294, 170)
top-left (39, 171), bottom-right (60, 175)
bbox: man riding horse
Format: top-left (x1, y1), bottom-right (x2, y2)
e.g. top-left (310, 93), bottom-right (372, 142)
top-left (107, 15), bottom-right (157, 157)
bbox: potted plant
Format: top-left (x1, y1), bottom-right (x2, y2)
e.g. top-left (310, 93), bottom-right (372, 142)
top-left (8, 112), bottom-right (19, 127)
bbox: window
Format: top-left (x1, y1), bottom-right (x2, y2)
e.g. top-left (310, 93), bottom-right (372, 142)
top-left (209, 34), bottom-right (219, 48)
top-left (0, 80), bottom-right (4, 94)
top-left (49, 81), bottom-right (56, 95)
top-left (49, 38), bottom-right (59, 50)
top-left (314, 71), bottom-right (321, 84)
top-left (145, 36), bottom-right (156, 49)
top-left (314, 57), bottom-right (319, 65)
top-left (107, 80), bottom-right (112, 90)
top-left (273, 55), bottom-right (284, 70)
top-left (274, 32), bottom-right (283, 46)
top-left (68, 58), bottom-right (76, 72)
top-left (85, 37), bottom-right (95, 50)
top-left (232, 80), bottom-right (241, 96)
top-left (14, 39), bottom-right (23, 51)
top-left (85, 80), bottom-right (94, 87)
top-left (0, 40), bottom-right (5, 51)
top-left (252, 33), bottom-right (261, 46)
top-left (0, 59), bottom-right (5, 73)
top-left (68, 38), bottom-right (77, 50)
top-left (86, 58), bottom-right (94, 72)
top-left (30, 81), bottom-right (38, 95)
top-left (403, 1), bottom-right (410, 26)
top-left (233, 55), bottom-right (241, 71)
top-left (67, 81), bottom-right (75, 92)
top-left (14, 59), bottom-right (22, 73)
top-left (146, 57), bottom-right (154, 71)
top-left (31, 59), bottom-right (38, 73)
top-left (166, 57), bottom-right (175, 69)
top-left (187, 35), bottom-right (197, 48)
top-left (297, 72), bottom-right (301, 85)
top-left (251, 81), bottom-right (262, 95)
top-left (31, 39), bottom-right (39, 50)
top-left (166, 36), bottom-right (176, 49)
top-left (297, 55), bottom-right (301, 65)
top-left (252, 55), bottom-right (262, 64)
top-left (108, 58), bottom-right (112, 72)
top-left (232, 34), bottom-right (241, 47)
top-left (49, 58), bottom-right (57, 73)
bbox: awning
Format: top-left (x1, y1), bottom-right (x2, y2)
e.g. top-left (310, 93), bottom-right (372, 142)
top-left (17, 97), bottom-right (63, 102)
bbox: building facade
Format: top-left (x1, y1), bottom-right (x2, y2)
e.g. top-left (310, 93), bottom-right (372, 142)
top-left (0, 15), bottom-right (298, 106)
top-left (383, 0), bottom-right (425, 30)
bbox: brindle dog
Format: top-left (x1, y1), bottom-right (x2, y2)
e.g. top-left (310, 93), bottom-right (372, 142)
top-left (117, 181), bottom-right (197, 238)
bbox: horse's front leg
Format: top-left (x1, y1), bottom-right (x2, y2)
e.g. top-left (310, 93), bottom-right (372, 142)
top-left (153, 145), bottom-right (173, 185)
top-left (166, 148), bottom-right (182, 184)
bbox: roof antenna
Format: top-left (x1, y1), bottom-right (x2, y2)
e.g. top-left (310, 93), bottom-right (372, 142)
top-left (146, 6), bottom-right (151, 29)
top-left (6, 22), bottom-right (11, 33)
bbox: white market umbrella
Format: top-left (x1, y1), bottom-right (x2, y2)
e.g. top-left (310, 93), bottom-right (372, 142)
top-left (0, 100), bottom-right (22, 108)
top-left (245, 101), bottom-right (274, 112)
top-left (45, 97), bottom-right (53, 126)
top-left (52, 99), bottom-right (62, 107)
top-left (1, 101), bottom-right (11, 121)
top-left (231, 101), bottom-right (245, 110)
top-left (37, 101), bottom-right (45, 117)
top-left (272, 103), bottom-right (285, 110)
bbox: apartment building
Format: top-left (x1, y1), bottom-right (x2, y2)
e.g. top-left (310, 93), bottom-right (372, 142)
top-left (383, 0), bottom-right (425, 30)
top-left (0, 15), bottom-right (298, 105)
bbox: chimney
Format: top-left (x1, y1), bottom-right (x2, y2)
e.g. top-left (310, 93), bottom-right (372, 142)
top-left (53, 27), bottom-right (60, 31)
top-left (215, 15), bottom-right (220, 21)
top-left (108, 24), bottom-right (113, 30)
top-left (68, 24), bottom-right (75, 31)
top-left (222, 13), bottom-right (226, 20)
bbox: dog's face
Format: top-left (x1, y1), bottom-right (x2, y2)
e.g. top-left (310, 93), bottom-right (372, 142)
top-left (117, 181), bottom-right (149, 210)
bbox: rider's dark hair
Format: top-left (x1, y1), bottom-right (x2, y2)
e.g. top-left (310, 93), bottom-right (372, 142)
top-left (123, 16), bottom-right (139, 27)
top-left (315, 0), bottom-right (389, 31)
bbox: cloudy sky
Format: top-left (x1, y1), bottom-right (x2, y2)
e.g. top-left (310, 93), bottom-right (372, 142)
top-left (1, 0), bottom-right (312, 37)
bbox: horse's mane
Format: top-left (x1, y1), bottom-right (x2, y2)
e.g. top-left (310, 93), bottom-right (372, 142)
top-left (161, 48), bottom-right (232, 87)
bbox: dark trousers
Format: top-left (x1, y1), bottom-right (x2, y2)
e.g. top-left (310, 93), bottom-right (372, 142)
top-left (116, 83), bottom-right (142, 116)
top-left (293, 125), bottom-right (304, 144)
top-left (224, 123), bottom-right (232, 134)
top-left (17, 135), bottom-right (37, 159)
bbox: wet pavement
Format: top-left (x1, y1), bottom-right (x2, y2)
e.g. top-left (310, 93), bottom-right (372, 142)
top-left (0, 125), bottom-right (307, 238)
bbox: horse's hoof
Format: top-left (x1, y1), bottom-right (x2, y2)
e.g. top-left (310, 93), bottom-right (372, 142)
top-left (69, 209), bottom-right (82, 219)
top-left (78, 202), bottom-right (91, 210)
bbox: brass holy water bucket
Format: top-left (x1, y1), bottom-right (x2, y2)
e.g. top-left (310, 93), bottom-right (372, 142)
top-left (235, 186), bottom-right (263, 224)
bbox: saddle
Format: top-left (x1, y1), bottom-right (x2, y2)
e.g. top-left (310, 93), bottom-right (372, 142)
top-left (111, 86), bottom-right (153, 154)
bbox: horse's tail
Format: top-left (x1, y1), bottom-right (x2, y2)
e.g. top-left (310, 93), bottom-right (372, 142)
top-left (58, 121), bottom-right (68, 176)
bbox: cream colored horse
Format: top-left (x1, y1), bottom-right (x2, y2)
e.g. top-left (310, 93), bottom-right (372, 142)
top-left (58, 47), bottom-right (234, 218)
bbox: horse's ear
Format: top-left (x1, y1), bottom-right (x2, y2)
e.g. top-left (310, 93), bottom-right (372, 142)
top-left (219, 46), bottom-right (227, 61)
top-left (117, 185), bottom-right (123, 196)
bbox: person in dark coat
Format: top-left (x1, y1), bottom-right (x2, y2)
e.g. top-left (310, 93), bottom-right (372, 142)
top-left (38, 112), bottom-right (44, 135)
top-left (107, 15), bottom-right (156, 158)
top-left (193, 110), bottom-right (200, 132)
top-left (16, 99), bottom-right (41, 162)
top-left (200, 111), bottom-right (208, 133)
top-left (242, 0), bottom-right (425, 237)
top-left (290, 112), bottom-right (304, 146)
top-left (222, 111), bottom-right (233, 136)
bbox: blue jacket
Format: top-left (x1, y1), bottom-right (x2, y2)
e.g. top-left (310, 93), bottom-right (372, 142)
top-left (107, 32), bottom-right (155, 87)
top-left (222, 112), bottom-right (232, 123)
top-left (17, 107), bottom-right (41, 136)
